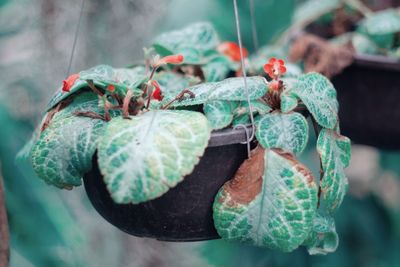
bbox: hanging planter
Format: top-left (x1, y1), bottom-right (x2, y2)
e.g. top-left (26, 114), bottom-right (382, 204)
top-left (286, 1), bottom-right (400, 149)
top-left (83, 127), bottom-right (251, 241)
top-left (332, 54), bottom-right (400, 149)
top-left (19, 22), bottom-right (351, 255)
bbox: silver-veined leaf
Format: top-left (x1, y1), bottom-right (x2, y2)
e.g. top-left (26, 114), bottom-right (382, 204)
top-left (97, 110), bottom-right (211, 204)
top-left (292, 73), bottom-right (338, 129)
top-left (163, 76), bottom-right (267, 107)
top-left (255, 112), bottom-right (308, 154)
top-left (213, 147), bottom-right (318, 252)
top-left (203, 100), bottom-right (238, 130)
top-left (46, 65), bottom-right (146, 111)
top-left (317, 128), bottom-right (351, 213)
top-left (31, 93), bottom-right (107, 188)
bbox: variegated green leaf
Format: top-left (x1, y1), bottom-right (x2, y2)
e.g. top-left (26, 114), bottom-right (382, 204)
top-left (201, 57), bottom-right (232, 82)
top-left (317, 129), bottom-right (351, 213)
top-left (163, 76), bottom-right (267, 107)
top-left (203, 100), bottom-right (238, 130)
top-left (255, 112), bottom-right (308, 154)
top-left (357, 9), bottom-right (400, 48)
top-left (234, 100), bottom-right (271, 116)
top-left (232, 114), bottom-right (251, 127)
top-left (152, 22), bottom-right (219, 63)
top-left (97, 110), bottom-right (211, 204)
top-left (31, 93), bottom-right (106, 188)
top-left (213, 147), bottom-right (318, 252)
top-left (303, 213), bottom-right (338, 255)
top-left (46, 65), bottom-right (146, 111)
top-left (154, 71), bottom-right (192, 95)
top-left (358, 9), bottom-right (400, 35)
top-left (292, 73), bottom-right (338, 129)
top-left (281, 91), bottom-right (298, 113)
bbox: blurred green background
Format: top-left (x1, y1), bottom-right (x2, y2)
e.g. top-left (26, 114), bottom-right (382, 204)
top-left (1, 0), bottom-right (400, 266)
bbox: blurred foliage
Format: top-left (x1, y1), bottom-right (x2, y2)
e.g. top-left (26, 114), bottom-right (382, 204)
top-left (1, 0), bottom-right (400, 266)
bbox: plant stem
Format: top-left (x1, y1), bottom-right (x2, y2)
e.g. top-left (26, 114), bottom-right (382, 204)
top-left (86, 80), bottom-right (104, 96)
top-left (122, 89), bottom-right (134, 119)
top-left (311, 116), bottom-right (324, 208)
top-left (0, 172), bottom-right (9, 267)
top-left (161, 89), bottom-right (195, 110)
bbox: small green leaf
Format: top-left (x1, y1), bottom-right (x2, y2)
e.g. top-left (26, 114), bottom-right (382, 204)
top-left (163, 76), bottom-right (267, 107)
top-left (292, 73), bottom-right (338, 129)
top-left (234, 100), bottom-right (271, 116)
top-left (152, 22), bottom-right (219, 62)
top-left (255, 112), bottom-right (308, 154)
top-left (317, 129), bottom-right (351, 213)
top-left (31, 93), bottom-right (106, 188)
top-left (203, 100), bottom-right (238, 130)
top-left (232, 114), bottom-right (251, 127)
top-left (280, 91), bottom-right (298, 113)
top-left (97, 110), bottom-right (211, 204)
top-left (154, 71), bottom-right (192, 95)
top-left (303, 213), bottom-right (339, 255)
top-left (201, 57), bottom-right (232, 82)
top-left (213, 147), bottom-right (318, 252)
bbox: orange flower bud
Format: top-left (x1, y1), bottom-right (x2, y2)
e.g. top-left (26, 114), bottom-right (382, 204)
top-left (62, 74), bottom-right (80, 92)
top-left (217, 41), bottom-right (248, 62)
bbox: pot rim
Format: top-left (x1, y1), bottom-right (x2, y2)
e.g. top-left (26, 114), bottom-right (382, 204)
top-left (208, 125), bottom-right (254, 147)
top-left (354, 54), bottom-right (400, 71)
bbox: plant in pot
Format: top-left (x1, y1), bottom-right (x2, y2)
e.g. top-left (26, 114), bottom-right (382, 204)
top-left (19, 22), bottom-right (351, 255)
top-left (285, 0), bottom-right (400, 149)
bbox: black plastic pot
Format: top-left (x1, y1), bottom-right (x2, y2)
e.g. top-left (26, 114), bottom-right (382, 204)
top-left (332, 54), bottom-right (400, 149)
top-left (83, 127), bottom-right (253, 241)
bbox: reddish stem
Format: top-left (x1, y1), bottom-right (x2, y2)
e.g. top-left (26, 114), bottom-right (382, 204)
top-left (161, 89), bottom-right (195, 110)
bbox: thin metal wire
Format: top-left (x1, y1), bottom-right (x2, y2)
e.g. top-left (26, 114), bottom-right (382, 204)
top-left (248, 0), bottom-right (259, 51)
top-left (66, 0), bottom-right (85, 77)
top-left (233, 0), bottom-right (256, 158)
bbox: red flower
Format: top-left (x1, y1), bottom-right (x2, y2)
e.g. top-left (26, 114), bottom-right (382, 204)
top-left (150, 80), bottom-right (163, 101)
top-left (107, 84), bottom-right (116, 92)
top-left (217, 41), bottom-right (248, 62)
top-left (155, 54), bottom-right (184, 67)
top-left (62, 74), bottom-right (80, 92)
top-left (263, 58), bottom-right (286, 79)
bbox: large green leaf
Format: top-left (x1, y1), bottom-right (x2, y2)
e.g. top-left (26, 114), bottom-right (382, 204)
top-left (152, 22), bottom-right (219, 58)
top-left (303, 213), bottom-right (338, 255)
top-left (153, 71), bottom-right (193, 96)
top-left (291, 73), bottom-right (338, 129)
top-left (46, 65), bottom-right (146, 111)
top-left (213, 147), bottom-right (318, 252)
top-left (203, 100), bottom-right (238, 130)
top-left (255, 112), bottom-right (308, 154)
top-left (317, 129), bottom-right (351, 213)
top-left (97, 110), bottom-right (211, 204)
top-left (163, 76), bottom-right (268, 107)
top-left (31, 93), bottom-right (106, 188)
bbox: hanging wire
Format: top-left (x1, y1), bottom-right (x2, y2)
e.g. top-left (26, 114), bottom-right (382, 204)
top-left (66, 0), bottom-right (86, 77)
top-left (233, 0), bottom-right (256, 158)
top-left (248, 0), bottom-right (259, 51)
